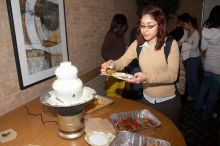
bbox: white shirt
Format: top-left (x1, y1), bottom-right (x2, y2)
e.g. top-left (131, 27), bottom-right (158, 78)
top-left (143, 93), bottom-right (175, 104)
top-left (180, 30), bottom-right (201, 58)
top-left (201, 27), bottom-right (220, 74)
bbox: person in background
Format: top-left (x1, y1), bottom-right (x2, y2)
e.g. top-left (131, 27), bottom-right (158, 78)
top-left (101, 14), bottom-right (128, 98)
top-left (168, 13), bottom-right (187, 99)
top-left (101, 14), bottom-right (128, 61)
top-left (179, 13), bottom-right (201, 101)
top-left (168, 15), bottom-right (184, 42)
top-left (195, 5), bottom-right (220, 120)
top-left (101, 5), bottom-right (181, 127)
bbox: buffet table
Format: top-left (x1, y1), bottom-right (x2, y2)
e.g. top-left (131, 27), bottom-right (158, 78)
top-left (0, 97), bottom-right (186, 146)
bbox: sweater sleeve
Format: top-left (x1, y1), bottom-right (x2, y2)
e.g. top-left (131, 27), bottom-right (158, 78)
top-left (147, 40), bottom-right (180, 84)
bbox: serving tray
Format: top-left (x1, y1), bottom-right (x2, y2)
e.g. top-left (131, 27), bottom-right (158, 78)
top-left (85, 95), bottom-right (113, 113)
top-left (109, 131), bottom-right (171, 146)
top-left (111, 109), bottom-right (161, 132)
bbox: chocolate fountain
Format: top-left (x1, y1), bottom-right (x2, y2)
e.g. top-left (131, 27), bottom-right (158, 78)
top-left (40, 62), bottom-right (95, 139)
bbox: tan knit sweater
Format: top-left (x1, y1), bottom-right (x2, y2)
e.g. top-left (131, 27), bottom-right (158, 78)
top-left (115, 40), bottom-right (179, 98)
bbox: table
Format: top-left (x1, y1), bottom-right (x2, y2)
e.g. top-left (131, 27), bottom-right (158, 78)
top-left (0, 97), bottom-right (186, 146)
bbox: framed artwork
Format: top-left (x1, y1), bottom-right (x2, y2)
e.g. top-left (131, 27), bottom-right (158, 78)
top-left (6, 0), bottom-right (69, 89)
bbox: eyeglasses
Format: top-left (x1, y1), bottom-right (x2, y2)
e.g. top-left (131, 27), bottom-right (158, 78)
top-left (139, 24), bottom-right (158, 30)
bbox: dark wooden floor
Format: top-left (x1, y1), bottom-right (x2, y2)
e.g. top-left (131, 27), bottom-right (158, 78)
top-left (123, 90), bottom-right (220, 146)
top-left (181, 98), bottom-right (220, 146)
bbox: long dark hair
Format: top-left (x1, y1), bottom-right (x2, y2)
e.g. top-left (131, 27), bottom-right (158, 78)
top-left (203, 5), bottom-right (220, 28)
top-left (109, 14), bottom-right (128, 38)
top-left (179, 12), bottom-right (198, 29)
top-left (136, 5), bottom-right (167, 50)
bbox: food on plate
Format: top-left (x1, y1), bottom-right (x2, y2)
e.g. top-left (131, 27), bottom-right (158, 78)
top-left (87, 98), bottom-right (106, 108)
top-left (112, 72), bottom-right (134, 80)
top-left (94, 98), bottom-right (106, 105)
top-left (85, 96), bottom-right (113, 113)
top-left (107, 70), bottom-right (116, 76)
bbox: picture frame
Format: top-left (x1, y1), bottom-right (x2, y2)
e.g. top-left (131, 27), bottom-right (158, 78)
top-left (6, 0), bottom-right (69, 90)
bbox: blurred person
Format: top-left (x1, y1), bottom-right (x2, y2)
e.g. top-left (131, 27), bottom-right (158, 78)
top-left (168, 14), bottom-right (188, 98)
top-left (101, 14), bottom-right (128, 60)
top-left (101, 5), bottom-right (181, 127)
top-left (168, 15), bottom-right (184, 42)
top-left (179, 13), bottom-right (201, 101)
top-left (195, 5), bottom-right (220, 120)
top-left (101, 14), bottom-right (128, 98)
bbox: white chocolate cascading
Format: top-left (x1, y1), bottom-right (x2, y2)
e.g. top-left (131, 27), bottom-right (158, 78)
top-left (52, 62), bottom-right (83, 104)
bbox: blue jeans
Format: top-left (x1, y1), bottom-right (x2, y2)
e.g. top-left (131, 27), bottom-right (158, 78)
top-left (195, 71), bottom-right (220, 119)
top-left (185, 56), bottom-right (201, 99)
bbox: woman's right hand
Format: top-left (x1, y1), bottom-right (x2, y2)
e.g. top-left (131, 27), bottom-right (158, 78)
top-left (100, 60), bottom-right (116, 75)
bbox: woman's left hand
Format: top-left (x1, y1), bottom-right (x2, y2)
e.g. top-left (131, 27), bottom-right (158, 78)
top-left (127, 72), bottom-right (147, 84)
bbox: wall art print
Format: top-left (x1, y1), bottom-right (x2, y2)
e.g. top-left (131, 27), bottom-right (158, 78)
top-left (7, 0), bottom-right (69, 89)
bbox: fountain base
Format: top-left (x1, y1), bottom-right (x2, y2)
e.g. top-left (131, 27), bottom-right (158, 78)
top-left (57, 111), bottom-right (85, 139)
top-left (58, 128), bottom-right (84, 139)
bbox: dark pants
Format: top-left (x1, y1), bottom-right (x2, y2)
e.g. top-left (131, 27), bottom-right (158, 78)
top-left (137, 96), bottom-right (182, 128)
top-left (195, 71), bottom-right (220, 120)
top-left (185, 57), bottom-right (201, 99)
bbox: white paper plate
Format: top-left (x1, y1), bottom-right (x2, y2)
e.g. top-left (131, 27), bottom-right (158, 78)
top-left (112, 72), bottom-right (134, 81)
top-left (85, 131), bottom-right (115, 146)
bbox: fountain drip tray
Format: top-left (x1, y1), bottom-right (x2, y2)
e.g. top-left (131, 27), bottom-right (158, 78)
top-left (58, 128), bottom-right (84, 139)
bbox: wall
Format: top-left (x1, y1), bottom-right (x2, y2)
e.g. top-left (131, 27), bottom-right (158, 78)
top-left (202, 0), bottom-right (220, 25)
top-left (0, 0), bottom-right (205, 116)
top-left (167, 0), bottom-right (203, 32)
top-left (0, 0), bottom-right (137, 116)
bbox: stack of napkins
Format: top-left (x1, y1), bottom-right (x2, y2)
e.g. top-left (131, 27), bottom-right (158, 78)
top-left (0, 129), bottom-right (17, 143)
top-left (85, 118), bottom-right (116, 134)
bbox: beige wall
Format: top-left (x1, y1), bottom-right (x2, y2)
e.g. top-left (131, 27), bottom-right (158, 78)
top-left (0, 0), bottom-right (204, 116)
top-left (0, 0), bottom-right (137, 116)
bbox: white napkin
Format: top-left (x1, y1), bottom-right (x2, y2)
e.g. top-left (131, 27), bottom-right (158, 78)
top-left (0, 129), bottom-right (17, 143)
top-left (85, 118), bottom-right (116, 134)
top-left (181, 42), bottom-right (191, 61)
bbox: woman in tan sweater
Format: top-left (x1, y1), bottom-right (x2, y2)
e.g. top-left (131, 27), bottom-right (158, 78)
top-left (101, 6), bottom-right (181, 127)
